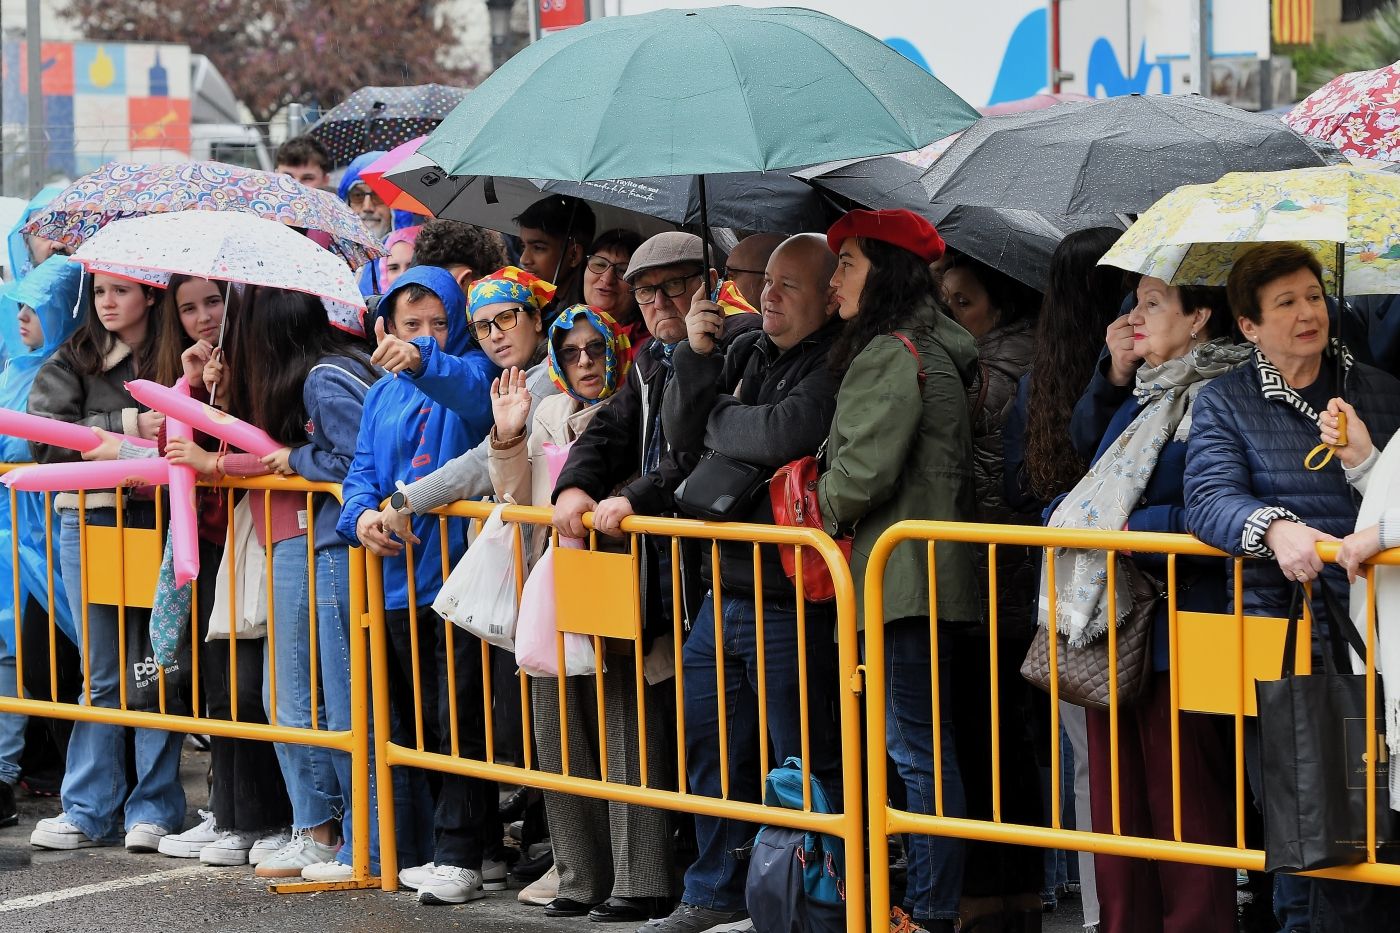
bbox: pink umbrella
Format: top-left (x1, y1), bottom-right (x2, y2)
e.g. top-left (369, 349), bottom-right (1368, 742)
top-left (978, 92), bottom-right (1093, 117)
top-left (362, 137), bottom-right (434, 216)
top-left (1286, 62), bottom-right (1400, 162)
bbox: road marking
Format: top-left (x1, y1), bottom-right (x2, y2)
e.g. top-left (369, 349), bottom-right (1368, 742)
top-left (0, 864), bottom-right (218, 913)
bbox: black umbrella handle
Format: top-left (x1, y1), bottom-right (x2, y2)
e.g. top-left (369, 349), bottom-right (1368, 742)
top-left (698, 174), bottom-right (716, 300)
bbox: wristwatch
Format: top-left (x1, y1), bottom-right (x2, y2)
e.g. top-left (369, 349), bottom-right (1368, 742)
top-left (388, 490), bottom-right (412, 515)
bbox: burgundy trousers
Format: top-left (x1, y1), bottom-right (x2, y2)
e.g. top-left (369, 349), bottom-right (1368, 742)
top-left (1086, 672), bottom-right (1237, 933)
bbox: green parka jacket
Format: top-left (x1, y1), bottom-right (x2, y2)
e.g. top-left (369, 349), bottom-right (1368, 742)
top-left (817, 299), bottom-right (981, 628)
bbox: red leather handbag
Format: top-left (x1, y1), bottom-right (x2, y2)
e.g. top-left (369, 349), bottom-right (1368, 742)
top-left (768, 456), bottom-right (851, 603)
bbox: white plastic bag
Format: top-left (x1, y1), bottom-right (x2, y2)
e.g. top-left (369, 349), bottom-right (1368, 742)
top-left (432, 502), bottom-right (519, 649)
top-left (207, 496), bottom-right (268, 641)
top-left (514, 545), bottom-right (597, 678)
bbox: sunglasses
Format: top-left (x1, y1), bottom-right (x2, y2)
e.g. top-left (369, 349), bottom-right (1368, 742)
top-left (469, 306), bottom-right (526, 341)
top-left (558, 339), bottom-right (608, 365)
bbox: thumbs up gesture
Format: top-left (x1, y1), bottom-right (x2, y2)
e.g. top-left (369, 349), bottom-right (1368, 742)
top-left (370, 315), bottom-right (423, 375)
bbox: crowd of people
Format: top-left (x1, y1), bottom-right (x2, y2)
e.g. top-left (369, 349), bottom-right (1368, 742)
top-left (0, 130), bottom-right (1398, 933)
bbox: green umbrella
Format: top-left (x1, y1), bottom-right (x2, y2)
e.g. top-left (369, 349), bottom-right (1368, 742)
top-left (419, 6), bottom-right (979, 183)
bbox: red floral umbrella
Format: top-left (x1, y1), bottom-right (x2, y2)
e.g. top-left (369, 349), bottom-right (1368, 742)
top-left (1286, 62), bottom-right (1400, 162)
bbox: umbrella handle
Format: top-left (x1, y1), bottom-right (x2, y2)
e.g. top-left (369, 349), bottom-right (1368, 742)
top-left (1304, 411), bottom-right (1346, 472)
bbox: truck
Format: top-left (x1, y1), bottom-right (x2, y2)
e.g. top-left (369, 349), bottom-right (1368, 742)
top-left (0, 39), bottom-right (270, 191)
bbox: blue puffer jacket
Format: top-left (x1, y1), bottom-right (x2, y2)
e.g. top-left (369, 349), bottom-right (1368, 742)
top-left (1185, 347), bottom-right (1400, 618)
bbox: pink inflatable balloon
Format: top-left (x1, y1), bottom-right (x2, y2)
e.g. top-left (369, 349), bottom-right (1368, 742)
top-left (167, 379), bottom-right (200, 588)
top-left (0, 408), bottom-right (155, 452)
top-left (2, 457), bottom-right (169, 492)
top-left (125, 379), bottom-right (280, 458)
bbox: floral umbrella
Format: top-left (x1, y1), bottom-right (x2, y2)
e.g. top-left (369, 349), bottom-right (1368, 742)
top-left (1098, 165), bottom-right (1400, 295)
top-left (1286, 61), bottom-right (1400, 162)
top-left (23, 161), bottom-right (385, 270)
top-left (72, 211), bottom-right (366, 335)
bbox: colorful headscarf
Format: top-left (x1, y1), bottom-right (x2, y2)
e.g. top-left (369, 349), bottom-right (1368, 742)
top-left (547, 304), bottom-right (632, 404)
top-left (467, 266), bottom-right (556, 318)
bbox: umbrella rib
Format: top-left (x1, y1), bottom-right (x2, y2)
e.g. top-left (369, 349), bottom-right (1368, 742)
top-left (703, 20), bottom-right (767, 172)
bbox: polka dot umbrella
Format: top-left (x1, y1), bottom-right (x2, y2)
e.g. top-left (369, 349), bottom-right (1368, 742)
top-left (308, 84), bottom-right (467, 169)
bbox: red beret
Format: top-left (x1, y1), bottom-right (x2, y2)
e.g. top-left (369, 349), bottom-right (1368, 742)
top-left (826, 208), bottom-right (945, 264)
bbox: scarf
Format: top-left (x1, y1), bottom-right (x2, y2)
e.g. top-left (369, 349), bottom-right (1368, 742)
top-left (642, 339), bottom-right (676, 479)
top-left (546, 304), bottom-right (631, 403)
top-left (1040, 339), bottom-right (1252, 646)
top-left (467, 266), bottom-right (556, 317)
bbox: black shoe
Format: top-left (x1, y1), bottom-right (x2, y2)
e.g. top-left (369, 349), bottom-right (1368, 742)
top-left (510, 847), bottom-right (554, 883)
top-left (499, 786), bottom-right (531, 824)
top-left (0, 781), bottom-right (16, 828)
top-left (544, 897), bottom-right (599, 917)
top-left (587, 896), bottom-right (671, 922)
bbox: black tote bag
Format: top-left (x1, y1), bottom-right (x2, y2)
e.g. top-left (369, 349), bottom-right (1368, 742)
top-left (1256, 580), bottom-right (1399, 872)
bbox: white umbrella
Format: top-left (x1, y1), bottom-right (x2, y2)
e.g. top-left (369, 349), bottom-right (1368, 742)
top-left (72, 211), bottom-right (366, 335)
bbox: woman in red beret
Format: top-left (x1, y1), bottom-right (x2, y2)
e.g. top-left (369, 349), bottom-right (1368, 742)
top-left (817, 209), bottom-right (981, 932)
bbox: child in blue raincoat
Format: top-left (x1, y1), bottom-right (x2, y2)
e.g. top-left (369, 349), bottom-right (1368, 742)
top-left (0, 255), bottom-right (82, 818)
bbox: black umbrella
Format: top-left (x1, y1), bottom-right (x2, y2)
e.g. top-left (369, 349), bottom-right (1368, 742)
top-left (309, 84), bottom-right (467, 168)
top-left (920, 94), bottom-right (1331, 216)
top-left (796, 154), bottom-right (1123, 291)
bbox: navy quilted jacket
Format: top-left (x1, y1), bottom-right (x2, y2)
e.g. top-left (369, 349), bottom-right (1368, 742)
top-left (1185, 349), bottom-right (1400, 618)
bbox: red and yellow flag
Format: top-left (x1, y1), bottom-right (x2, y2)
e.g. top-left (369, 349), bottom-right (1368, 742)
top-left (1273, 0), bottom-right (1314, 46)
top-left (716, 278), bottom-right (758, 316)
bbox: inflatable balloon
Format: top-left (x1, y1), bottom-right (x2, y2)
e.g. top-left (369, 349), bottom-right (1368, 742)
top-left (2, 457), bottom-right (169, 492)
top-left (125, 379), bottom-right (280, 458)
top-left (0, 408), bottom-right (155, 453)
top-left (167, 379), bottom-right (200, 588)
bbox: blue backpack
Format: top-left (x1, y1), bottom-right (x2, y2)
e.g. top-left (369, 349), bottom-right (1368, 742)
top-left (744, 757), bottom-right (845, 933)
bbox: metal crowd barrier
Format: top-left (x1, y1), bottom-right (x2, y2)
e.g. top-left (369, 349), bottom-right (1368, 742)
top-left (364, 499), bottom-right (868, 930)
top-left (0, 468), bottom-right (377, 893)
top-left (862, 520), bottom-right (1400, 926)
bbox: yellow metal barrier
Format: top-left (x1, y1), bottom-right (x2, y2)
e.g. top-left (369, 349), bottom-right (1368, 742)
top-left (365, 499), bottom-right (867, 928)
top-left (863, 520), bottom-right (1400, 926)
top-left (0, 468), bottom-right (377, 893)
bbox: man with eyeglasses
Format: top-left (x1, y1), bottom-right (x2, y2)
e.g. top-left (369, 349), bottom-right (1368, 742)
top-left (721, 233), bottom-right (784, 310)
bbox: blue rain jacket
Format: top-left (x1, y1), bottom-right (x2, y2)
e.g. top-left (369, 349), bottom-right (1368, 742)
top-left (5, 184), bottom-right (65, 284)
top-left (0, 256), bottom-right (83, 646)
top-left (337, 265), bottom-right (498, 610)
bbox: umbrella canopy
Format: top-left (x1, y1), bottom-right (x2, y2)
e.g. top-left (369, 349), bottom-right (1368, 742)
top-left (796, 155), bottom-right (1123, 291)
top-left (309, 84), bottom-right (467, 168)
top-left (362, 137), bottom-right (434, 215)
top-left (1099, 165), bottom-right (1400, 295)
top-left (920, 94), bottom-right (1330, 216)
top-left (1286, 62), bottom-right (1400, 162)
top-left (978, 92), bottom-right (1093, 116)
top-left (418, 5), bottom-right (979, 182)
top-left (23, 161), bottom-right (384, 270)
top-left (73, 212), bottom-right (366, 334)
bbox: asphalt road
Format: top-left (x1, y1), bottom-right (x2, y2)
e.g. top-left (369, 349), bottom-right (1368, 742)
top-left (0, 744), bottom-right (1087, 933)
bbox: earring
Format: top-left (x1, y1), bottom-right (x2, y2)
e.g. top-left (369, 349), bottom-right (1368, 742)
top-left (1190, 330), bottom-right (1198, 339)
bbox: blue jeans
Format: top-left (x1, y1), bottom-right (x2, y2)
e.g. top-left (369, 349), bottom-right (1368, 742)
top-left (0, 634), bottom-right (25, 785)
top-left (263, 536), bottom-right (341, 832)
top-left (58, 509), bottom-right (184, 839)
top-left (870, 617), bottom-right (966, 923)
top-left (681, 593), bottom-right (841, 912)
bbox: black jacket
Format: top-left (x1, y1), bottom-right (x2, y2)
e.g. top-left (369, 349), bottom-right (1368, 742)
top-left (662, 320), bottom-right (843, 605)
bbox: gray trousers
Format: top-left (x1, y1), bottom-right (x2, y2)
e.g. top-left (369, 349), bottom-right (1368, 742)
top-left (531, 653), bottom-right (674, 901)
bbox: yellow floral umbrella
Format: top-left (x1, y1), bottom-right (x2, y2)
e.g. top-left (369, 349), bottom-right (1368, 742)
top-left (1100, 165), bottom-right (1400, 294)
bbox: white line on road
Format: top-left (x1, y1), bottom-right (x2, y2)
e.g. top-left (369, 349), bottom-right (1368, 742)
top-left (0, 864), bottom-right (218, 913)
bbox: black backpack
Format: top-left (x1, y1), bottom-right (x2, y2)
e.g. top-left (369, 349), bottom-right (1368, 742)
top-left (744, 757), bottom-right (845, 933)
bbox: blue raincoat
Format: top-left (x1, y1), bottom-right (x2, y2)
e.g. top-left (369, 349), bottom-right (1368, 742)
top-left (0, 256), bottom-right (83, 647)
top-left (337, 265), bottom-right (498, 609)
top-left (339, 152), bottom-right (419, 298)
top-left (5, 184), bottom-right (66, 284)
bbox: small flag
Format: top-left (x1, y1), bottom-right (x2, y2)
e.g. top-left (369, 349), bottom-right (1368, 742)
top-left (1273, 0), bottom-right (1314, 46)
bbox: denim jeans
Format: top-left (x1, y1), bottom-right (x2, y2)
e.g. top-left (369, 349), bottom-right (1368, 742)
top-left (0, 634), bottom-right (25, 785)
top-left (58, 509), bottom-right (185, 839)
top-left (869, 616), bottom-right (966, 923)
top-left (263, 535), bottom-right (341, 832)
top-left (681, 592), bottom-right (841, 912)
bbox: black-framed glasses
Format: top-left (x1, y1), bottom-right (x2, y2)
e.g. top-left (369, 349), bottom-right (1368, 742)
top-left (585, 254), bottom-right (631, 283)
top-left (633, 272), bottom-right (703, 306)
top-left (558, 339), bottom-right (608, 365)
top-left (469, 307), bottom-right (526, 341)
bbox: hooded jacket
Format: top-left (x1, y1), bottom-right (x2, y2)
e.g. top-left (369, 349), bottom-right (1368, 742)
top-left (337, 265), bottom-right (498, 610)
top-left (817, 300), bottom-right (981, 628)
top-left (5, 184), bottom-right (65, 284)
top-left (339, 151), bottom-right (417, 297)
top-left (0, 256), bottom-right (82, 647)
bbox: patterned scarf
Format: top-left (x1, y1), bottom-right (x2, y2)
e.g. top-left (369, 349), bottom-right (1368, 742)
top-left (1040, 339), bottom-right (1252, 646)
top-left (467, 266), bottom-right (556, 317)
top-left (545, 304), bottom-right (632, 404)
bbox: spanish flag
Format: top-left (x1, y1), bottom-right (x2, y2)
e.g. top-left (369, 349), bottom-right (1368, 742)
top-left (716, 279), bottom-right (759, 316)
top-left (1274, 0), bottom-right (1313, 46)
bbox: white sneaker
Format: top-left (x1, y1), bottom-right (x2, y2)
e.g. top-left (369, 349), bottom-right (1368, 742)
top-left (253, 830), bottom-right (339, 879)
top-left (518, 865), bottom-right (559, 905)
top-left (124, 822), bottom-right (169, 853)
top-left (481, 857), bottom-right (508, 892)
top-left (399, 862), bottom-right (436, 891)
top-left (200, 830), bottom-right (257, 866)
top-left (30, 813), bottom-right (105, 850)
top-left (157, 810), bottom-right (218, 858)
top-left (249, 830), bottom-right (292, 867)
top-left (302, 860), bottom-right (355, 882)
top-left (418, 864), bottom-right (486, 905)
